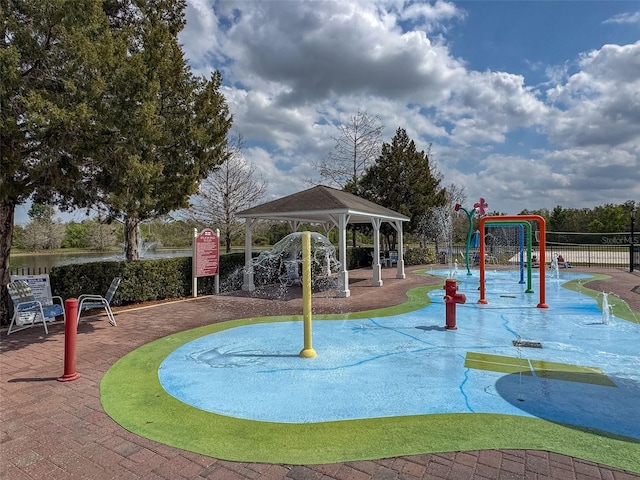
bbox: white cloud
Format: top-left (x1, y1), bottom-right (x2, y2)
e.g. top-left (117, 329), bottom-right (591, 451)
top-left (245, 146), bottom-right (317, 201)
top-left (603, 11), bottom-right (640, 25)
top-left (444, 70), bottom-right (548, 144)
top-left (213, 0), bottom-right (466, 106)
top-left (399, 0), bottom-right (466, 31)
top-left (545, 41), bottom-right (640, 148)
top-left (179, 0), bottom-right (640, 215)
top-left (181, 0), bottom-right (223, 70)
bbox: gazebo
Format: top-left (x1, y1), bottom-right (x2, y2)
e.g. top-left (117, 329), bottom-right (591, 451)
top-left (236, 185), bottom-right (410, 297)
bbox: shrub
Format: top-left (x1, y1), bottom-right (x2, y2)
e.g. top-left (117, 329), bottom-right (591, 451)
top-left (346, 247), bottom-right (374, 269)
top-left (49, 253), bottom-right (249, 306)
top-left (403, 247), bottom-right (434, 266)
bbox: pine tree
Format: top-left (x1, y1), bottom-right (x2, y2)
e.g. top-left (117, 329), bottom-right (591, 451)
top-left (0, 0), bottom-right (232, 322)
top-left (89, 1), bottom-right (233, 260)
top-left (1, 0), bottom-right (111, 322)
top-left (360, 128), bottom-right (446, 247)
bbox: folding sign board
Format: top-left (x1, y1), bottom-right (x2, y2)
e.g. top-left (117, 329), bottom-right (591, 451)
top-left (11, 274), bottom-right (54, 306)
top-left (10, 274), bottom-right (56, 326)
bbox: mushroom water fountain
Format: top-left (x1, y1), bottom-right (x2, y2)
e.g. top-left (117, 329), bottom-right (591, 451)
top-left (252, 232), bottom-right (340, 290)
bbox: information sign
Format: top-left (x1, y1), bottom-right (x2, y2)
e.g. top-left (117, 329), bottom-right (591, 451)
top-left (194, 228), bottom-right (220, 277)
top-left (10, 274), bottom-right (53, 305)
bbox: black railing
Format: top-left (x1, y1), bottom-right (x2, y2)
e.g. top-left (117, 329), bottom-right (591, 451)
top-left (544, 243), bottom-right (639, 268)
top-left (439, 244), bottom-right (638, 269)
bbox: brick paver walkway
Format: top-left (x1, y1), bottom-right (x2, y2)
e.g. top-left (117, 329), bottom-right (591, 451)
top-left (2, 266), bottom-right (639, 479)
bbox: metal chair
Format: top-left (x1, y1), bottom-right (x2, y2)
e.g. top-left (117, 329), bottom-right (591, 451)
top-left (76, 277), bottom-right (121, 329)
top-left (7, 280), bottom-right (65, 335)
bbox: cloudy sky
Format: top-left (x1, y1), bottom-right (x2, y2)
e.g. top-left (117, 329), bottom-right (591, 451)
top-left (181, 0), bottom-right (640, 215)
top-left (15, 0), bottom-right (640, 224)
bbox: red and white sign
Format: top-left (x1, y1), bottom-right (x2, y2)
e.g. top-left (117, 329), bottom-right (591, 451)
top-left (194, 228), bottom-right (219, 277)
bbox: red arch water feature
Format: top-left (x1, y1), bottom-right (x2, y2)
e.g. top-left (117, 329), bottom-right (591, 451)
top-left (478, 215), bottom-right (548, 308)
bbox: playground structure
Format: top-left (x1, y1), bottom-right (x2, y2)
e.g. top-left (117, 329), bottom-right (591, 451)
top-left (454, 203), bottom-right (478, 275)
top-left (478, 215), bottom-right (548, 308)
top-left (447, 209), bottom-right (549, 327)
top-left (484, 221), bottom-right (533, 292)
top-left (449, 202), bottom-right (547, 326)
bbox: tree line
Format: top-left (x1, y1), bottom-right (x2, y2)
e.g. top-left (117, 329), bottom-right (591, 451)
top-left (14, 190), bottom-right (636, 256)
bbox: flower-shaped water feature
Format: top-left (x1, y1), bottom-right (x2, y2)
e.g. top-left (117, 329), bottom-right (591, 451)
top-left (455, 198), bottom-right (488, 276)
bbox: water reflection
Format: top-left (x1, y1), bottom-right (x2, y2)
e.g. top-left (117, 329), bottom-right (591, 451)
top-left (10, 249), bottom-right (192, 272)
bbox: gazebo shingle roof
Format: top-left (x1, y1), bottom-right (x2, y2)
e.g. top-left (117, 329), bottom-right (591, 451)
top-left (237, 185), bottom-right (409, 224)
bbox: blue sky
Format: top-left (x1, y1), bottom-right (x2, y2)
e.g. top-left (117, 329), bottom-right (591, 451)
top-left (15, 1), bottom-right (640, 225)
top-left (450, 2), bottom-right (639, 79)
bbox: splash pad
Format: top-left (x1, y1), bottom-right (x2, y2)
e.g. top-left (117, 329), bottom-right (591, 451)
top-left (157, 268), bottom-right (638, 434)
top-left (102, 267), bottom-right (640, 468)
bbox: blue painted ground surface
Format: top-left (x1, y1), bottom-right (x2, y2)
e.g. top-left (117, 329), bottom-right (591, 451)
top-left (158, 269), bottom-right (640, 439)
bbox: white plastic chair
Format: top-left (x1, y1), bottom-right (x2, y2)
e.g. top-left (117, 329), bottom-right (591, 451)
top-left (76, 277), bottom-right (121, 329)
top-left (7, 280), bottom-right (66, 335)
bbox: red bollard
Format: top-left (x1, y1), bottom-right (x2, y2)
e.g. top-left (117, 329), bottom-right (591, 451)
top-left (58, 298), bottom-right (81, 382)
top-left (443, 278), bottom-right (466, 330)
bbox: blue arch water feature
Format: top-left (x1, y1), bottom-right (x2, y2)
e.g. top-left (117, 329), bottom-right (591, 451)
top-left (158, 269), bottom-right (640, 439)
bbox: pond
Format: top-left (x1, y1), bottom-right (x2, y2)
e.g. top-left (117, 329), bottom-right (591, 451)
top-left (9, 249), bottom-right (192, 274)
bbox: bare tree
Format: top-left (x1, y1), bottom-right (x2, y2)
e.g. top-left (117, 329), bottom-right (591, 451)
top-left (86, 221), bottom-right (118, 251)
top-left (314, 110), bottom-right (383, 246)
top-left (316, 110), bottom-right (383, 194)
top-left (183, 134), bottom-right (267, 253)
top-left (21, 204), bottom-right (65, 251)
top-left (22, 220), bottom-right (64, 251)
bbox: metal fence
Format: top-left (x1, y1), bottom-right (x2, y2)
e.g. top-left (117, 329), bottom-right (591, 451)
top-left (441, 244), bottom-right (639, 269)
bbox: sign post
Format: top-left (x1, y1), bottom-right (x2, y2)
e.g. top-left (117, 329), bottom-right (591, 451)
top-left (192, 228), bottom-right (220, 297)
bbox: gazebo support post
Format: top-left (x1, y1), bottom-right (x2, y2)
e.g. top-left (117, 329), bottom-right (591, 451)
top-left (371, 218), bottom-right (383, 287)
top-left (393, 220), bottom-right (406, 279)
top-left (242, 218), bottom-right (256, 291)
top-left (337, 213), bottom-right (351, 297)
